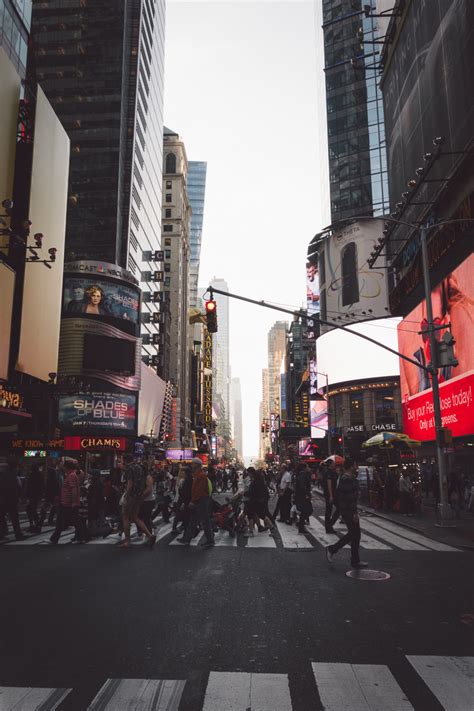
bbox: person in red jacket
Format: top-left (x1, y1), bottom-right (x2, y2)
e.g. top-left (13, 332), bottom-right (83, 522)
top-left (177, 458), bottom-right (214, 547)
top-left (49, 460), bottom-right (82, 544)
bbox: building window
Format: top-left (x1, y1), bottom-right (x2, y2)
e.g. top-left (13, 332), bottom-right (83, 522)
top-left (164, 276), bottom-right (171, 287)
top-left (165, 153), bottom-right (176, 173)
top-left (165, 208), bottom-right (172, 218)
top-left (165, 194), bottom-right (172, 203)
top-left (166, 180), bottom-right (172, 189)
top-left (349, 392), bottom-right (364, 425)
top-left (341, 241), bottom-right (359, 306)
top-left (165, 238), bottom-right (171, 246)
top-left (375, 388), bottom-right (396, 425)
top-left (165, 249), bottom-right (171, 259)
top-left (164, 263), bottom-right (170, 272)
top-left (330, 393), bottom-right (344, 429)
top-left (163, 224), bottom-right (172, 232)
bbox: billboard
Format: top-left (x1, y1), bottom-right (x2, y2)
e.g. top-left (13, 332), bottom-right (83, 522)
top-left (59, 392), bottom-right (137, 433)
top-left (0, 263), bottom-right (15, 380)
top-left (398, 254), bottom-right (474, 440)
top-left (381, 0), bottom-right (474, 216)
top-left (0, 49), bottom-right (22, 256)
top-left (319, 220), bottom-right (389, 333)
top-left (62, 276), bottom-right (139, 324)
top-left (310, 399), bottom-right (328, 440)
top-left (16, 87), bottom-right (69, 382)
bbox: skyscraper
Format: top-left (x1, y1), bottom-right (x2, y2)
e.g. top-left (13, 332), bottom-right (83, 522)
top-left (267, 321), bottom-right (288, 418)
top-left (231, 377), bottom-right (243, 459)
top-left (187, 161), bottom-right (207, 308)
top-left (321, 0), bottom-right (389, 223)
top-left (31, 0), bottom-right (166, 363)
top-left (0, 0), bottom-right (30, 78)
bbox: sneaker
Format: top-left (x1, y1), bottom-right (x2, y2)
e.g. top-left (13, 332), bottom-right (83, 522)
top-left (351, 561), bottom-right (369, 569)
top-left (325, 546), bottom-right (334, 564)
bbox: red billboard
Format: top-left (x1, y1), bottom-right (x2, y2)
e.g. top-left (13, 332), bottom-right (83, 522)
top-left (398, 254), bottom-right (474, 440)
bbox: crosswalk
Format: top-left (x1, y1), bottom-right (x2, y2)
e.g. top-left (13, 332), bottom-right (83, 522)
top-left (0, 513), bottom-right (461, 552)
top-left (0, 657), bottom-right (472, 710)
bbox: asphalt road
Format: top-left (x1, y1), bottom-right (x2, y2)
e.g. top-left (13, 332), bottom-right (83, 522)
top-left (0, 497), bottom-right (473, 710)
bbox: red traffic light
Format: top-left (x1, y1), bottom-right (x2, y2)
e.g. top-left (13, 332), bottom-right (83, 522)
top-left (205, 299), bottom-right (218, 333)
top-left (205, 300), bottom-right (216, 312)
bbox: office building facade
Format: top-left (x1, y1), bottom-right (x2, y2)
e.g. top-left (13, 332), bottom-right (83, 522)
top-left (187, 161), bottom-right (207, 308)
top-left (231, 376), bottom-right (243, 459)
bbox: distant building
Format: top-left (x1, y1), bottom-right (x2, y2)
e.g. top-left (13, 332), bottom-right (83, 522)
top-left (231, 377), bottom-right (243, 458)
top-left (187, 161), bottom-right (207, 308)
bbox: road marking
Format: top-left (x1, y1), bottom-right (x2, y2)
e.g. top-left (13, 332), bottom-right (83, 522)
top-left (363, 517), bottom-right (460, 552)
top-left (306, 516), bottom-right (342, 547)
top-left (313, 516), bottom-right (392, 550)
top-left (202, 672), bottom-right (291, 711)
top-left (0, 686), bottom-right (71, 710)
top-left (88, 679), bottom-right (186, 710)
top-left (275, 521), bottom-right (313, 549)
top-left (213, 530), bottom-right (237, 547)
top-left (312, 663), bottom-right (413, 710)
top-left (359, 519), bottom-right (430, 550)
top-left (245, 533), bottom-right (277, 548)
top-left (407, 655), bottom-right (474, 710)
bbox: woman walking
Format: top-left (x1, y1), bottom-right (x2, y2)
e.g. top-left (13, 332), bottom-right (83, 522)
top-left (247, 468), bottom-right (276, 536)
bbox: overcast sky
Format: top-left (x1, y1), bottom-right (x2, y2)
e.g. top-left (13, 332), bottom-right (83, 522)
top-left (164, 1), bottom-right (325, 458)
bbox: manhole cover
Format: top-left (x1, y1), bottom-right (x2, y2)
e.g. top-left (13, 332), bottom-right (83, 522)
top-left (346, 569), bottom-right (391, 581)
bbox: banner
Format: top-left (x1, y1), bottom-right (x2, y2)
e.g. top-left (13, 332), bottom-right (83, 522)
top-left (398, 254), bottom-right (474, 440)
top-left (63, 276), bottom-right (139, 323)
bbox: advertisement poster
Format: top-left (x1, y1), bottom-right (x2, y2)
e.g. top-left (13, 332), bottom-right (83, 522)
top-left (310, 399), bottom-right (328, 439)
top-left (398, 255), bottom-right (474, 440)
top-left (63, 277), bottom-right (139, 323)
top-left (58, 392), bottom-right (137, 432)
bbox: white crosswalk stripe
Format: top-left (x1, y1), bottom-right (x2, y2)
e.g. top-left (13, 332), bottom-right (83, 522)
top-left (1, 657), bottom-right (472, 710)
top-left (1, 513), bottom-right (461, 552)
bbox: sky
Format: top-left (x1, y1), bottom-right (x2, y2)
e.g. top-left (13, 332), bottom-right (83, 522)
top-left (164, 1), bottom-right (327, 458)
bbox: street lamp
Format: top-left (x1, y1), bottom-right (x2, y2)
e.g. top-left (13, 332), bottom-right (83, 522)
top-left (319, 213), bottom-right (474, 523)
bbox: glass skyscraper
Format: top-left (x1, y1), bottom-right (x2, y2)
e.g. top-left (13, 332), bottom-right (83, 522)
top-left (322, 0), bottom-right (389, 222)
top-left (31, 0), bottom-right (166, 361)
top-left (187, 161), bottom-right (207, 308)
top-left (0, 0), bottom-right (31, 77)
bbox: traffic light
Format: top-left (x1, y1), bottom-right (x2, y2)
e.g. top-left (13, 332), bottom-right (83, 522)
top-left (205, 299), bottom-right (218, 333)
top-left (437, 331), bottom-right (458, 368)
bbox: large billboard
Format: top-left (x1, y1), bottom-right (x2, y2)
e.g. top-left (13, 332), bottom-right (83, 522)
top-left (59, 392), bottom-right (137, 433)
top-left (398, 254), bottom-right (474, 440)
top-left (16, 87), bottom-right (69, 382)
top-left (311, 399), bottom-right (328, 440)
top-left (319, 220), bottom-right (389, 333)
top-left (0, 49), bottom-right (22, 256)
top-left (62, 276), bottom-right (139, 323)
top-left (381, 0), bottom-right (474, 214)
top-left (0, 263), bottom-right (15, 381)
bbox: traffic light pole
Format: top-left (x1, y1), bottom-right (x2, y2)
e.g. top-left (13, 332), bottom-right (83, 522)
top-left (419, 224), bottom-right (449, 523)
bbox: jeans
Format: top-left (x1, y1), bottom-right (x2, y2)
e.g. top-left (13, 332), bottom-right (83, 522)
top-left (50, 506), bottom-right (82, 543)
top-left (324, 495), bottom-right (339, 532)
top-left (26, 497), bottom-right (41, 527)
top-left (329, 515), bottom-right (361, 564)
top-left (279, 491), bottom-right (292, 522)
top-left (183, 497), bottom-right (214, 543)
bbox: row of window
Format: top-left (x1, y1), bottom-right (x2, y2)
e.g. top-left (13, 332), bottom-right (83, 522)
top-left (330, 388), bottom-right (398, 428)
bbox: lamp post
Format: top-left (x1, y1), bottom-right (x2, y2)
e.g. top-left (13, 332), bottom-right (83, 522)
top-left (318, 214), bottom-right (474, 523)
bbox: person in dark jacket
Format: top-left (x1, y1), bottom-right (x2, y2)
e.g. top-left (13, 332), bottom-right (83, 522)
top-left (248, 468), bottom-right (276, 535)
top-left (172, 466), bottom-right (193, 533)
top-left (294, 465), bottom-right (312, 533)
top-left (0, 457), bottom-right (26, 540)
top-left (325, 458), bottom-right (367, 569)
top-left (39, 459), bottom-right (61, 528)
top-left (322, 461), bottom-right (339, 533)
top-left (25, 454), bottom-right (45, 532)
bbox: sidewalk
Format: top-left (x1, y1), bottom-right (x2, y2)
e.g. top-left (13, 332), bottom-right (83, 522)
top-left (313, 487), bottom-right (474, 551)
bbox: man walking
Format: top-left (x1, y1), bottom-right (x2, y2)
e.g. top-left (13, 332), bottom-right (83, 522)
top-left (177, 458), bottom-right (214, 547)
top-left (50, 460), bottom-right (82, 544)
top-left (322, 460), bottom-right (339, 533)
top-left (277, 463), bottom-right (293, 524)
top-left (0, 457), bottom-right (26, 541)
top-left (118, 455), bottom-right (156, 549)
top-left (325, 458), bottom-right (367, 569)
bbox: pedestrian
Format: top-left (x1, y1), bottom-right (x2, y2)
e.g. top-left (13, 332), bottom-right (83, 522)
top-left (325, 458), bottom-right (367, 569)
top-left (118, 455), bottom-right (156, 549)
top-left (399, 470), bottom-right (413, 516)
top-left (172, 466), bottom-right (193, 533)
top-left (448, 468), bottom-right (464, 519)
top-left (177, 458), bottom-right (214, 547)
top-left (25, 453), bottom-right (45, 532)
top-left (322, 460), bottom-right (339, 533)
top-left (230, 467), bottom-right (238, 494)
top-left (39, 459), bottom-right (61, 528)
top-left (0, 457), bottom-right (26, 541)
top-left (294, 465), bottom-right (313, 533)
top-left (49, 460), bottom-right (82, 544)
top-left (138, 468), bottom-right (156, 534)
top-left (276, 463), bottom-right (293, 524)
top-left (247, 468), bottom-right (276, 535)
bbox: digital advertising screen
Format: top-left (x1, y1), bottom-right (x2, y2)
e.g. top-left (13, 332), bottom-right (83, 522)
top-left (62, 276), bottom-right (139, 324)
top-left (58, 392), bottom-right (137, 433)
top-left (310, 399), bottom-right (328, 440)
top-left (83, 334), bottom-right (136, 375)
top-left (398, 254), bottom-right (474, 440)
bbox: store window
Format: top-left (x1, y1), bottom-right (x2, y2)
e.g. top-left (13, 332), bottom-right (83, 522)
top-left (349, 392), bottom-right (364, 425)
top-left (375, 388), bottom-right (396, 425)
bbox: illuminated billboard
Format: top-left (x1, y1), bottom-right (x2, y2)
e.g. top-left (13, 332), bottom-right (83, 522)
top-left (59, 392), bottom-right (137, 433)
top-left (398, 254), bottom-right (474, 440)
top-left (310, 399), bottom-right (328, 440)
top-left (62, 276), bottom-right (139, 324)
